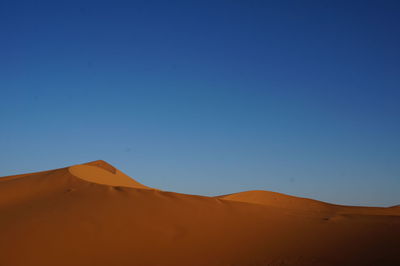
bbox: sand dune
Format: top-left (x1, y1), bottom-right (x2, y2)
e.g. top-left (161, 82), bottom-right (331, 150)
top-left (217, 190), bottom-right (400, 216)
top-left (69, 160), bottom-right (154, 189)
top-left (217, 190), bottom-right (337, 213)
top-left (0, 161), bottom-right (399, 266)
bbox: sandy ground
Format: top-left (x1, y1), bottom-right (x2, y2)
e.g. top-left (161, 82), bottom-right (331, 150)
top-left (0, 160), bottom-right (399, 266)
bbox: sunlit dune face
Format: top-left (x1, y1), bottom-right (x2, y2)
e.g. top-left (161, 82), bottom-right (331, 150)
top-left (68, 164), bottom-right (152, 189)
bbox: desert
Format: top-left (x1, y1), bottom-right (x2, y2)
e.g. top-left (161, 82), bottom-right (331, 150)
top-left (0, 160), bottom-right (399, 266)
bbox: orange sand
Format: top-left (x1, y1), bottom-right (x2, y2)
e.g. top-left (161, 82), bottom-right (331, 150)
top-left (0, 160), bottom-right (399, 266)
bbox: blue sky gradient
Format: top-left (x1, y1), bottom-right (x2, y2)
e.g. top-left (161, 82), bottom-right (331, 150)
top-left (1, 0), bottom-right (399, 206)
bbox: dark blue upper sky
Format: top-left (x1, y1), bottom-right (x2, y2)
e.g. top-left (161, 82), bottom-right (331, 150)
top-left (1, 0), bottom-right (399, 206)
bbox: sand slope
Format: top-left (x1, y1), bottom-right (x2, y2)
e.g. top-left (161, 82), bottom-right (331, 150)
top-left (0, 161), bottom-right (399, 266)
top-left (69, 160), bottom-right (154, 189)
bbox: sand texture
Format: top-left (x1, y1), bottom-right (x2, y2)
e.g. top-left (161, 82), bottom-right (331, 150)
top-left (0, 160), bottom-right (399, 266)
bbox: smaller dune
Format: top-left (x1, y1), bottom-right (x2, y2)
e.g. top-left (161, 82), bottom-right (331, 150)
top-left (216, 190), bottom-right (336, 213)
top-left (217, 190), bottom-right (400, 216)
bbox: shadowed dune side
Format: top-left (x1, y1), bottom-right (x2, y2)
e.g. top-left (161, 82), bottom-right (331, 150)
top-left (0, 161), bottom-right (399, 266)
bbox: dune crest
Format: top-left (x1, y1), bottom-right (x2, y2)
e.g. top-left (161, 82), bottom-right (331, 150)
top-left (83, 160), bottom-right (117, 173)
top-left (68, 160), bottom-right (154, 189)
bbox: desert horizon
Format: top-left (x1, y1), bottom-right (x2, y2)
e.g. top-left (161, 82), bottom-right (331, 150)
top-left (2, 1), bottom-right (400, 265)
top-left (1, 160), bottom-right (399, 265)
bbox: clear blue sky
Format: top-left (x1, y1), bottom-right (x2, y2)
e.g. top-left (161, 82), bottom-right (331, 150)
top-left (1, 0), bottom-right (399, 206)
